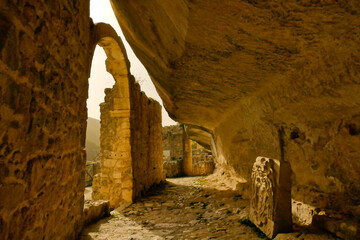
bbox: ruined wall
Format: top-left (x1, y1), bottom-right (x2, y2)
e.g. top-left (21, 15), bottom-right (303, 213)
top-left (183, 133), bottom-right (214, 176)
top-left (162, 125), bottom-right (214, 177)
top-left (191, 146), bottom-right (215, 176)
top-left (89, 23), bottom-right (134, 208)
top-left (91, 23), bottom-right (163, 206)
top-left (130, 77), bottom-right (164, 200)
top-left (162, 125), bottom-right (184, 177)
top-left (0, 1), bottom-right (91, 239)
top-left (162, 125), bottom-right (184, 160)
top-left (92, 82), bottom-right (133, 207)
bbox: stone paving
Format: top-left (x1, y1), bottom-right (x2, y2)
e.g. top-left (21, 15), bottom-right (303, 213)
top-left (81, 177), bottom-right (336, 240)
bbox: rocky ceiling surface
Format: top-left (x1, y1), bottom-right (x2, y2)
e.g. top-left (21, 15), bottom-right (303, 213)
top-left (110, 0), bottom-right (359, 130)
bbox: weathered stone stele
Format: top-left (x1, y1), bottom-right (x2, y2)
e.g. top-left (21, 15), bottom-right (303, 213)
top-left (250, 156), bottom-right (292, 238)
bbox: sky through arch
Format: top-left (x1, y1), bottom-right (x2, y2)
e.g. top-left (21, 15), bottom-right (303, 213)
top-left (88, 0), bottom-right (176, 126)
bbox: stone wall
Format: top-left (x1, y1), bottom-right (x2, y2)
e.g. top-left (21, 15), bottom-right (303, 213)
top-left (92, 82), bottom-right (133, 206)
top-left (191, 146), bottom-right (215, 176)
top-left (0, 1), bottom-right (91, 239)
top-left (162, 125), bottom-right (185, 177)
top-left (163, 159), bottom-right (183, 178)
top-left (162, 125), bottom-right (184, 160)
top-left (162, 125), bottom-right (214, 177)
top-left (130, 77), bottom-right (164, 200)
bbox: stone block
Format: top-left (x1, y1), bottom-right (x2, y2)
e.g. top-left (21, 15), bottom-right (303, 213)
top-left (113, 97), bottom-right (130, 110)
top-left (250, 156), bottom-right (292, 238)
top-left (115, 137), bottom-right (131, 146)
top-left (115, 76), bottom-right (130, 97)
top-left (103, 151), bottom-right (117, 159)
top-left (83, 200), bottom-right (110, 227)
top-left (117, 119), bottom-right (131, 129)
top-left (103, 159), bottom-right (116, 168)
top-left (122, 179), bottom-right (133, 188)
top-left (113, 145), bottom-right (131, 155)
top-left (122, 188), bottom-right (133, 203)
top-left (114, 159), bottom-right (131, 169)
top-left (117, 127), bottom-right (130, 138)
top-left (163, 159), bottom-right (183, 178)
top-left (112, 172), bottom-right (122, 179)
top-left (109, 110), bottom-right (130, 118)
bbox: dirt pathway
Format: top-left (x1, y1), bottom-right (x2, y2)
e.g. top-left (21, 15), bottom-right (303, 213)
top-left (80, 177), bottom-right (336, 240)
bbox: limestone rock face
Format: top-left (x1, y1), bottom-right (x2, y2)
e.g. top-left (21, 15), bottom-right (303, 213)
top-left (111, 0), bottom-right (360, 227)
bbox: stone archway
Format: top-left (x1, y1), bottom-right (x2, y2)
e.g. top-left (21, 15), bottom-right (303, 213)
top-left (90, 23), bottom-right (132, 207)
top-left (88, 23), bottom-right (164, 208)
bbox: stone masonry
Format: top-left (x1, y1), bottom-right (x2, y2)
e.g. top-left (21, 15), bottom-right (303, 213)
top-left (92, 82), bottom-right (134, 206)
top-left (91, 23), bottom-right (164, 207)
top-left (130, 77), bottom-right (164, 200)
top-left (162, 125), bottom-right (184, 160)
top-left (190, 143), bottom-right (215, 176)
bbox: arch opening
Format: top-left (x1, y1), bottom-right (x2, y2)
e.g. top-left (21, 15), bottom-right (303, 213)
top-left (88, 23), bottom-right (133, 207)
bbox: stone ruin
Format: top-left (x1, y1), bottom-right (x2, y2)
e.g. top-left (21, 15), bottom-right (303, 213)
top-left (191, 143), bottom-right (215, 176)
top-left (162, 125), bottom-right (214, 178)
top-left (90, 23), bottom-right (164, 208)
top-left (250, 156), bottom-right (292, 238)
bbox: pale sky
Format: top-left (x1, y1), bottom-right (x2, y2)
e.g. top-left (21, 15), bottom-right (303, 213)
top-left (88, 0), bottom-right (176, 126)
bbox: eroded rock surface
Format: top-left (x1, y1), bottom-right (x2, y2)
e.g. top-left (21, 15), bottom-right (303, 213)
top-left (0, 1), bottom-right (91, 238)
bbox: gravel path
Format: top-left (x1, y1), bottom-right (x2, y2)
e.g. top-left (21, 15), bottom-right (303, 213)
top-left (80, 177), bottom-right (336, 240)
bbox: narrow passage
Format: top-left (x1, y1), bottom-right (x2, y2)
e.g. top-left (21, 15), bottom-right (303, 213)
top-left (81, 177), bottom-right (336, 240)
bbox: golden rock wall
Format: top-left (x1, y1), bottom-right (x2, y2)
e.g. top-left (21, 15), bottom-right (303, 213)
top-left (0, 1), bottom-right (91, 239)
